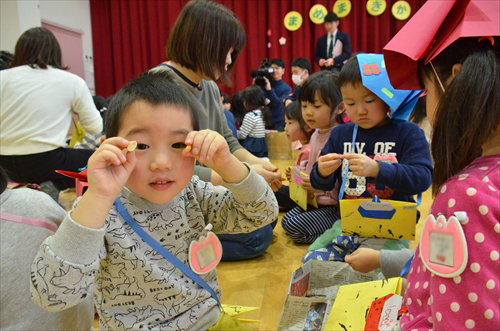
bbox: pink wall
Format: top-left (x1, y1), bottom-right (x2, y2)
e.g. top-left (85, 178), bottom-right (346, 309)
top-left (42, 20), bottom-right (85, 80)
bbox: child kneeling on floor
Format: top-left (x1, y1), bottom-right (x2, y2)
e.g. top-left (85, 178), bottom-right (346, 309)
top-left (30, 69), bottom-right (278, 330)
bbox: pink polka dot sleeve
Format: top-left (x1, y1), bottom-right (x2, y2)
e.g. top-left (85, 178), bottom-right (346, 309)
top-left (402, 157), bottom-right (500, 331)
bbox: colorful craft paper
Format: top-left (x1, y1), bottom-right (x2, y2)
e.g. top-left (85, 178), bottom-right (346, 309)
top-left (289, 166), bottom-right (318, 211)
top-left (340, 196), bottom-right (417, 240)
top-left (221, 304), bottom-right (260, 317)
top-left (383, 0), bottom-right (500, 90)
top-left (325, 278), bottom-right (403, 330)
top-left (356, 54), bottom-right (422, 123)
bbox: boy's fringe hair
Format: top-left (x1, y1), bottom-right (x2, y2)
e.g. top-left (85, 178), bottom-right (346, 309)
top-left (105, 68), bottom-right (201, 138)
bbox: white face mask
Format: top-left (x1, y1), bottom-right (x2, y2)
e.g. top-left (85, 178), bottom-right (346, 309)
top-left (292, 71), bottom-right (304, 86)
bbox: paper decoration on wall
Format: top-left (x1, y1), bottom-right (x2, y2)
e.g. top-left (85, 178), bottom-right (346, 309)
top-left (267, 42), bottom-right (271, 48)
top-left (366, 0), bottom-right (387, 16)
top-left (279, 37), bottom-right (287, 45)
top-left (289, 166), bottom-right (318, 211)
top-left (267, 29), bottom-right (272, 37)
top-left (391, 0), bottom-right (411, 20)
top-left (284, 11), bottom-right (303, 31)
top-left (340, 195), bottom-right (417, 240)
top-left (325, 277), bottom-right (403, 330)
top-left (333, 0), bottom-right (352, 18)
top-left (309, 4), bottom-right (328, 24)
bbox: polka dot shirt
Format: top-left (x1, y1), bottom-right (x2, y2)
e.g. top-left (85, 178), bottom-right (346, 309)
top-left (401, 155), bottom-right (500, 330)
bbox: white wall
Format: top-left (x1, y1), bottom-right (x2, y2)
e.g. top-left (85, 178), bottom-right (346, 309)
top-left (0, 0), bottom-right (95, 93)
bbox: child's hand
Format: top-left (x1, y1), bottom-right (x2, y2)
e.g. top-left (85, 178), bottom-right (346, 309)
top-left (87, 137), bottom-right (137, 200)
top-left (252, 163), bottom-right (284, 192)
top-left (342, 154), bottom-right (379, 178)
top-left (317, 153), bottom-right (342, 177)
top-left (285, 167), bottom-right (291, 182)
top-left (301, 176), bottom-right (322, 193)
top-left (183, 130), bottom-right (231, 171)
top-left (345, 248), bottom-right (381, 273)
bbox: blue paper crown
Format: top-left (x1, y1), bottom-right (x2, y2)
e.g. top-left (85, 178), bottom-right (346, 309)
top-left (356, 54), bottom-right (422, 123)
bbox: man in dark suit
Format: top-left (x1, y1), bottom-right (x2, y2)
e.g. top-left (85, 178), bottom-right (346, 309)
top-left (315, 12), bottom-right (351, 72)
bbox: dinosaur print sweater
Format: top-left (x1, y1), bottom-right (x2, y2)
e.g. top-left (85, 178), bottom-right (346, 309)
top-left (30, 166), bottom-right (278, 330)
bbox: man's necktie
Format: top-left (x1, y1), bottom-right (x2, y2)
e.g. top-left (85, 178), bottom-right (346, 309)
top-left (327, 34), bottom-right (334, 59)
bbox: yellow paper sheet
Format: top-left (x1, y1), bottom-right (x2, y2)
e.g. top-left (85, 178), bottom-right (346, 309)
top-left (221, 304), bottom-right (260, 317)
top-left (325, 278), bottom-right (403, 330)
top-left (340, 198), bottom-right (417, 240)
top-left (289, 166), bottom-right (318, 210)
top-left (68, 121), bottom-right (86, 148)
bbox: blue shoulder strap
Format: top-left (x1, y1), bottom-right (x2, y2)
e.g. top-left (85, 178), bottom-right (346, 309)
top-left (400, 254), bottom-right (414, 278)
top-left (338, 125), bottom-right (358, 200)
top-left (114, 198), bottom-right (222, 308)
top-left (337, 124), bottom-right (422, 206)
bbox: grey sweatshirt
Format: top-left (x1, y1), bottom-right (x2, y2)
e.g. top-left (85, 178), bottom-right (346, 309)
top-left (380, 248), bottom-right (416, 278)
top-left (30, 166), bottom-right (278, 330)
top-left (0, 188), bottom-right (94, 330)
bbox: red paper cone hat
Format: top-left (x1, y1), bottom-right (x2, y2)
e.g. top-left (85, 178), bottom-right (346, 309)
top-left (384, 0), bottom-right (500, 90)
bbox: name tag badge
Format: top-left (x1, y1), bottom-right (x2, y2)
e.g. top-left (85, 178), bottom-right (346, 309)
top-left (188, 228), bottom-right (222, 275)
top-left (420, 213), bottom-right (468, 278)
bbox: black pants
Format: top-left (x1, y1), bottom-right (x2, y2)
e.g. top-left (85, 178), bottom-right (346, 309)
top-left (0, 148), bottom-right (94, 190)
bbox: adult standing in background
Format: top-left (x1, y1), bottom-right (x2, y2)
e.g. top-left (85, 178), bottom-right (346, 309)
top-left (315, 13), bottom-right (351, 72)
top-left (154, 0), bottom-right (282, 261)
top-left (0, 27), bottom-right (103, 198)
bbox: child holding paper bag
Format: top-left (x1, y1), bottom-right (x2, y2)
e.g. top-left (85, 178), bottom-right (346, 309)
top-left (29, 70), bottom-right (278, 330)
top-left (311, 54), bottom-right (432, 210)
top-left (275, 101), bottom-right (314, 210)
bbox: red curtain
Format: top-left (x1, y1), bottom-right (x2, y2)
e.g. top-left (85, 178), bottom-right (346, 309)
top-left (90, 0), bottom-right (426, 98)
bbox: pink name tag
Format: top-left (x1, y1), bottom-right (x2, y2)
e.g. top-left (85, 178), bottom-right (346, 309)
top-left (420, 213), bottom-right (468, 278)
top-left (188, 232), bottom-right (222, 274)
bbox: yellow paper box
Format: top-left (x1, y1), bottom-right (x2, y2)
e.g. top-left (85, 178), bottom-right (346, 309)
top-left (340, 198), bottom-right (417, 240)
top-left (325, 278), bottom-right (403, 330)
top-left (289, 166), bottom-right (318, 211)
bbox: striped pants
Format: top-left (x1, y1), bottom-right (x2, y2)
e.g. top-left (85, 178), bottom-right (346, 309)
top-left (281, 205), bottom-right (340, 244)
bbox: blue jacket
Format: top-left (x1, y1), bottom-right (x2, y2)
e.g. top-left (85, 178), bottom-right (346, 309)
top-left (223, 109), bottom-right (237, 138)
top-left (262, 79), bottom-right (291, 125)
top-left (285, 85), bottom-right (301, 103)
top-left (310, 122), bottom-right (433, 203)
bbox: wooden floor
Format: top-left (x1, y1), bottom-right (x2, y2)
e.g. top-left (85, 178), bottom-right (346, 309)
top-left (57, 157), bottom-right (433, 331)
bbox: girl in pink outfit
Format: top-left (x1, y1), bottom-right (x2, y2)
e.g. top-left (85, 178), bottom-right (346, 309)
top-left (275, 101), bottom-right (314, 210)
top-left (382, 1), bottom-right (500, 329)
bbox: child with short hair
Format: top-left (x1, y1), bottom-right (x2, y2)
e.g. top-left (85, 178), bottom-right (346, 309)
top-left (275, 101), bottom-right (314, 210)
top-left (230, 90), bottom-right (245, 130)
top-left (309, 55), bottom-right (432, 253)
top-left (311, 54), bottom-right (432, 202)
top-left (30, 70), bottom-right (278, 330)
top-left (281, 71), bottom-right (345, 244)
top-left (237, 86), bottom-right (271, 159)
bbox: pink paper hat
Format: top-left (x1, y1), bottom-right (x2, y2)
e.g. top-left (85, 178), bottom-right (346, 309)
top-left (383, 0), bottom-right (500, 90)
